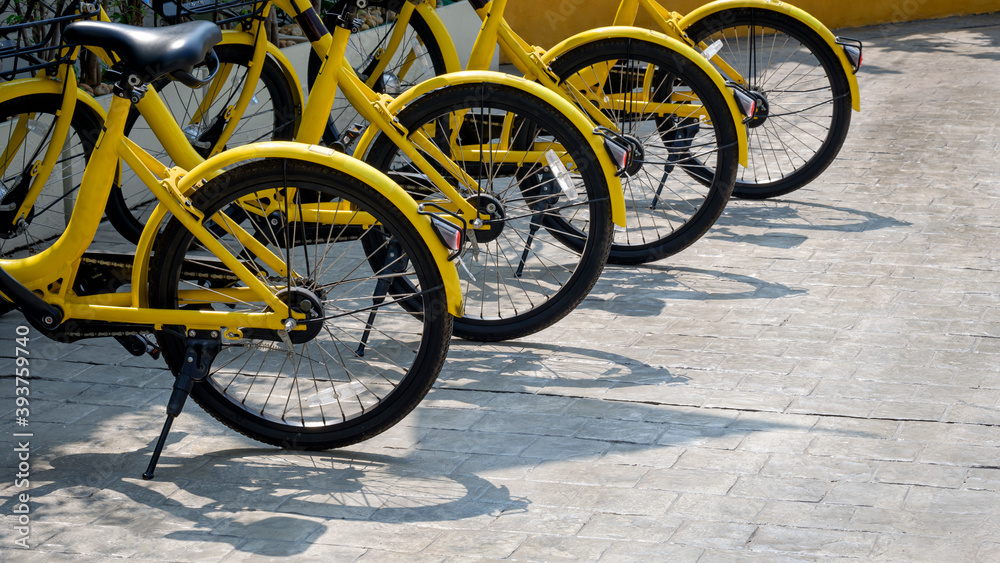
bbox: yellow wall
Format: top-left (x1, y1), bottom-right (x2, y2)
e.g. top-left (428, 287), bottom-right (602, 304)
top-left (502, 0), bottom-right (1000, 50)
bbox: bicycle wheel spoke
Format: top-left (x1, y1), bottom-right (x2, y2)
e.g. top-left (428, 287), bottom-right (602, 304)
top-left (151, 160), bottom-right (450, 445)
top-left (686, 8), bottom-right (850, 196)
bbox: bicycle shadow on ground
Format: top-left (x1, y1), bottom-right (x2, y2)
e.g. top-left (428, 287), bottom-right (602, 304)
top-left (2, 446), bottom-right (524, 555)
top-left (571, 199), bottom-right (905, 317)
top-left (710, 198), bottom-right (911, 248)
top-left (849, 61), bottom-right (903, 75)
top-left (865, 13), bottom-right (1000, 61)
top-left (443, 340), bottom-right (693, 394)
top-left (0, 339), bottom-right (875, 556)
top-left (576, 265), bottom-right (808, 318)
top-left (427, 345), bottom-right (853, 462)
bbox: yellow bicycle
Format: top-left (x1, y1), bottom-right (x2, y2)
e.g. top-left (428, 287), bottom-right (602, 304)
top-left (328, 0), bottom-right (862, 201)
top-left (307, 0), bottom-right (756, 264)
top-left (0, 17), bottom-right (466, 477)
top-left (102, 0), bottom-right (751, 266)
top-left (0, 0), bottom-right (630, 341)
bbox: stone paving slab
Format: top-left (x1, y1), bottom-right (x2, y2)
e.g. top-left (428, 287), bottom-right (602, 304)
top-left (2, 12), bottom-right (1000, 561)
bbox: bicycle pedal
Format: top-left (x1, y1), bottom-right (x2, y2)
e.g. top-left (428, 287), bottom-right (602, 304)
top-left (340, 123), bottom-right (366, 145)
top-left (139, 334), bottom-right (161, 360)
top-left (114, 335), bottom-right (147, 357)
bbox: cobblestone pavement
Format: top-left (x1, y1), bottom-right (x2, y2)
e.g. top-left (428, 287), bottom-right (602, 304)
top-left (2, 13), bottom-right (1000, 562)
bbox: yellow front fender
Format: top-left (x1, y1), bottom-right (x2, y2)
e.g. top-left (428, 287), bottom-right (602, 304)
top-left (413, 0), bottom-right (463, 74)
top-left (678, 0), bottom-right (861, 112)
top-left (542, 26), bottom-right (749, 167)
top-left (353, 70), bottom-right (628, 228)
top-left (134, 141), bottom-right (465, 318)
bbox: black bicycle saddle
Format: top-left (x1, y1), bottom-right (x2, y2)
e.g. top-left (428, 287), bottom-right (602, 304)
top-left (63, 20), bottom-right (222, 86)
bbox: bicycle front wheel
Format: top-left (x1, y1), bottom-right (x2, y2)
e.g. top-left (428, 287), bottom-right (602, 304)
top-left (364, 82), bottom-right (614, 341)
top-left (149, 159), bottom-right (452, 449)
top-left (549, 38), bottom-right (741, 264)
top-left (683, 7), bottom-right (854, 199)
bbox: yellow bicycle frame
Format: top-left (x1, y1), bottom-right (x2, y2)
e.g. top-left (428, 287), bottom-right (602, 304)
top-left (85, 6), bottom-right (303, 160)
top-left (355, 0), bottom-right (461, 93)
top-left (193, 29), bottom-right (307, 156)
top-left (131, 141), bottom-right (467, 318)
top-left (0, 80), bottom-right (466, 322)
top-left (416, 0), bottom-right (750, 166)
top-left (259, 0), bottom-right (626, 227)
top-left (0, 51), bottom-right (109, 228)
top-left (73, 0), bottom-right (628, 234)
top-left (540, 26), bottom-right (750, 166)
top-left (0, 94), bottom-right (287, 329)
top-left (412, 0), bottom-right (859, 114)
top-left (350, 70), bottom-right (629, 228)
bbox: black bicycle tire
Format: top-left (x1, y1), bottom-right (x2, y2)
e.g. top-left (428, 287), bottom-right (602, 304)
top-left (364, 82), bottom-right (614, 341)
top-left (548, 38), bottom-right (740, 264)
top-left (149, 159), bottom-right (452, 449)
top-left (683, 8), bottom-right (853, 199)
top-left (106, 44), bottom-right (298, 243)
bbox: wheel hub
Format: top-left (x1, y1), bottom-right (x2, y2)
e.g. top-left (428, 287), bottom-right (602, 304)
top-left (275, 286), bottom-right (325, 343)
top-left (0, 216), bottom-right (28, 239)
top-left (0, 181), bottom-right (33, 239)
top-left (469, 194), bottom-right (506, 244)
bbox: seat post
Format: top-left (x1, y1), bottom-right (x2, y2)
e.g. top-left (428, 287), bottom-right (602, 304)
top-left (467, 0), bottom-right (507, 71)
top-left (80, 69), bottom-right (146, 194)
top-left (58, 71), bottom-right (142, 249)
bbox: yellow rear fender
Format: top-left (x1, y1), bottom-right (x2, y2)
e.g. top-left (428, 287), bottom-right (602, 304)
top-left (160, 141), bottom-right (465, 317)
top-left (541, 26), bottom-right (749, 167)
top-left (216, 31), bottom-right (306, 132)
top-left (678, 0), bottom-right (860, 111)
top-left (0, 77), bottom-right (107, 119)
top-left (353, 70), bottom-right (628, 228)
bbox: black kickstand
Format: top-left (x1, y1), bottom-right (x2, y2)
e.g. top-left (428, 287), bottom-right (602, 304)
top-left (651, 171), bottom-right (670, 210)
top-left (652, 117), bottom-right (699, 210)
top-left (516, 214), bottom-right (544, 278)
top-left (357, 241), bottom-right (407, 357)
top-left (142, 333), bottom-right (220, 480)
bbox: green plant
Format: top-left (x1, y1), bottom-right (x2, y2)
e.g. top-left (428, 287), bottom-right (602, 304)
top-left (107, 0), bottom-right (146, 25)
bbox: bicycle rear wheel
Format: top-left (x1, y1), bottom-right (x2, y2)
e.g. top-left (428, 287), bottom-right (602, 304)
top-left (683, 8), bottom-right (853, 199)
top-left (548, 38), bottom-right (740, 265)
top-left (364, 82), bottom-right (613, 341)
top-left (0, 94), bottom-right (102, 258)
top-left (108, 44), bottom-right (298, 243)
top-left (149, 159), bottom-right (452, 449)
